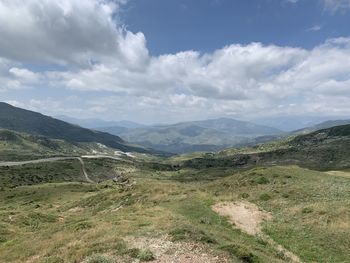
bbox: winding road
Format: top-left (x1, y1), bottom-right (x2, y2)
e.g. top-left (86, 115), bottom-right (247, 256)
top-left (0, 156), bottom-right (104, 183)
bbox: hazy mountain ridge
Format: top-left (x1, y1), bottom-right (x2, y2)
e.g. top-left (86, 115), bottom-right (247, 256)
top-left (100, 118), bottom-right (283, 154)
top-left (293, 119), bottom-right (350, 134)
top-left (56, 115), bottom-right (146, 129)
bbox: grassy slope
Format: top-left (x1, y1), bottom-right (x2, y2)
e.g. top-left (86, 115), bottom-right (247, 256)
top-left (0, 160), bottom-right (84, 188)
top-left (0, 156), bottom-right (349, 262)
top-left (0, 102), bottom-right (149, 153)
top-left (1, 125), bottom-right (349, 262)
top-left (0, 129), bottom-right (87, 161)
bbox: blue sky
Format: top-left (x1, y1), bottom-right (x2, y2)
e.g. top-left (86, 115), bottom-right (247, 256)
top-left (0, 0), bottom-right (350, 125)
top-left (123, 0), bottom-right (350, 54)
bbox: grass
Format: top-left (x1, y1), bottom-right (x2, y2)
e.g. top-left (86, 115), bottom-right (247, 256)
top-left (0, 160), bottom-right (83, 188)
top-left (0, 152), bottom-right (349, 262)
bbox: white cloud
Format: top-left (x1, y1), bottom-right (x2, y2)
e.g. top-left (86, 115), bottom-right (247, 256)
top-left (1, 0), bottom-right (350, 122)
top-left (9, 68), bottom-right (40, 82)
top-left (0, 0), bottom-right (146, 67)
top-left (323, 0), bottom-right (350, 13)
top-left (307, 25), bottom-right (322, 31)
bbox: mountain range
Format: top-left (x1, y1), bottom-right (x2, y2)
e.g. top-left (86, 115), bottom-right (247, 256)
top-left (99, 118), bottom-right (283, 154)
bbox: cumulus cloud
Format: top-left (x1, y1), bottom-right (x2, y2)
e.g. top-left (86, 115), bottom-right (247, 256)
top-left (0, 0), bottom-right (147, 67)
top-left (1, 0), bottom-right (350, 122)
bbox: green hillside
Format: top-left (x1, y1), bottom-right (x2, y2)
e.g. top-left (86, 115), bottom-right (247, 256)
top-left (1, 122), bottom-right (350, 262)
top-left (0, 102), bottom-right (149, 153)
top-left (0, 129), bottom-right (86, 161)
top-left (178, 124), bottom-right (350, 171)
top-left (294, 119), bottom-right (350, 134)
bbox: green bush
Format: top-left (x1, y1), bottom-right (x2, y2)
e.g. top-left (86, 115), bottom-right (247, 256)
top-left (39, 256), bottom-right (64, 263)
top-left (259, 193), bottom-right (272, 201)
top-left (137, 249), bottom-right (154, 261)
top-left (169, 227), bottom-right (216, 244)
top-left (240, 192), bottom-right (250, 199)
top-left (255, 177), bottom-right (270, 185)
top-left (85, 254), bottom-right (111, 263)
top-left (74, 221), bottom-right (93, 231)
top-left (220, 244), bottom-right (260, 263)
top-left (126, 248), bottom-right (154, 261)
top-left (302, 207), bottom-right (313, 214)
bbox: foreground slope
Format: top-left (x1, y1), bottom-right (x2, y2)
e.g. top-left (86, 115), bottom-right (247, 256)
top-left (0, 102), bottom-right (149, 153)
top-left (0, 159), bottom-right (349, 262)
top-left (0, 124), bottom-right (349, 262)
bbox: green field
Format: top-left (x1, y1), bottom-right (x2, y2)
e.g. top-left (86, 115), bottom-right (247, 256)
top-left (0, 156), bottom-right (349, 262)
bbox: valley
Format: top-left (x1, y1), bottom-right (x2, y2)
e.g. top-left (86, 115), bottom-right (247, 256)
top-left (0, 106), bottom-right (349, 262)
top-left (2, 1), bottom-right (350, 262)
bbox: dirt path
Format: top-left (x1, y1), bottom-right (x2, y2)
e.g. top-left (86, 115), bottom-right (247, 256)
top-left (326, 170), bottom-right (350, 179)
top-left (76, 157), bottom-right (94, 183)
top-left (0, 157), bottom-right (78, 167)
top-left (0, 156), bottom-right (95, 183)
top-left (212, 201), bottom-right (302, 263)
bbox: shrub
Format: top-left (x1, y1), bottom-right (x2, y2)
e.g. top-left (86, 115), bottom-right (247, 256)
top-left (302, 207), bottom-right (313, 214)
top-left (74, 221), bottom-right (93, 231)
top-left (259, 193), bottom-right (272, 201)
top-left (169, 227), bottom-right (216, 244)
top-left (38, 256), bottom-right (64, 263)
top-left (240, 192), bottom-right (250, 199)
top-left (255, 177), bottom-right (270, 185)
top-left (137, 249), bottom-right (154, 261)
top-left (127, 248), bottom-right (154, 261)
top-left (220, 244), bottom-right (260, 263)
top-left (85, 254), bottom-right (112, 263)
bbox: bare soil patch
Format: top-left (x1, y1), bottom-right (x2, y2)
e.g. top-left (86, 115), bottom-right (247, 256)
top-left (326, 170), bottom-right (350, 179)
top-left (125, 235), bottom-right (231, 263)
top-left (212, 201), bottom-right (272, 235)
top-left (212, 201), bottom-right (302, 263)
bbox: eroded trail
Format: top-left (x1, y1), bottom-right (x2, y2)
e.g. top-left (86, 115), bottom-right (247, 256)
top-left (213, 201), bottom-right (302, 263)
top-left (0, 156), bottom-right (95, 183)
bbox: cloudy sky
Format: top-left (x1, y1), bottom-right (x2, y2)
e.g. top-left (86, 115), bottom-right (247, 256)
top-left (1, 0), bottom-right (350, 124)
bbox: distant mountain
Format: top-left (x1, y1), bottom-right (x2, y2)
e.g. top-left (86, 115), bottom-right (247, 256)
top-left (294, 119), bottom-right (350, 134)
top-left (100, 118), bottom-right (283, 154)
top-left (0, 102), bottom-right (149, 153)
top-left (254, 116), bottom-right (335, 131)
top-left (56, 115), bottom-right (145, 129)
top-left (190, 118), bottom-right (281, 135)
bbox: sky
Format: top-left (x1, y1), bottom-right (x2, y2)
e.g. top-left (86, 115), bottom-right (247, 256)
top-left (0, 0), bottom-right (350, 125)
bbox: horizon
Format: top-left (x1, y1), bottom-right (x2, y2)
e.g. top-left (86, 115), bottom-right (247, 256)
top-left (3, 100), bottom-right (350, 131)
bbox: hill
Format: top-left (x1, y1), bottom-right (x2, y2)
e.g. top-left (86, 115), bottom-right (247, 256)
top-left (56, 115), bottom-right (145, 129)
top-left (1, 125), bottom-right (349, 262)
top-left (100, 118), bottom-right (283, 154)
top-left (0, 129), bottom-right (87, 161)
top-left (294, 119), bottom-right (350, 134)
top-left (180, 124), bottom-right (350, 171)
top-left (0, 102), bottom-right (149, 153)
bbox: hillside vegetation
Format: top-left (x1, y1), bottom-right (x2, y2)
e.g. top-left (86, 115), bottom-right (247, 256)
top-left (0, 122), bottom-right (349, 262)
top-left (0, 103), bottom-right (149, 153)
